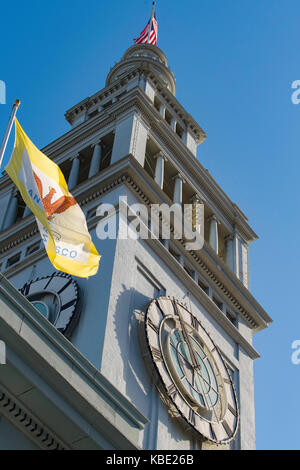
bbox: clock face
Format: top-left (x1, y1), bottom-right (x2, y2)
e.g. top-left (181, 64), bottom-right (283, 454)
top-left (144, 297), bottom-right (239, 444)
top-left (19, 272), bottom-right (82, 338)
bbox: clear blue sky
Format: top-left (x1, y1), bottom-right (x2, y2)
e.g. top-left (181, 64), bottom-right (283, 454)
top-left (0, 0), bottom-right (299, 450)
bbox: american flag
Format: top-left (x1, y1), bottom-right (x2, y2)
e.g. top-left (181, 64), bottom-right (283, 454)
top-left (134, 14), bottom-right (158, 46)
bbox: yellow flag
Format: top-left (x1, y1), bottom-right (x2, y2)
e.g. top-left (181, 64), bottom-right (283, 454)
top-left (6, 118), bottom-right (101, 278)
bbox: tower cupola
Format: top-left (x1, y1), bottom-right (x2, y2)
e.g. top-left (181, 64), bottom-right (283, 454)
top-left (106, 44), bottom-right (176, 96)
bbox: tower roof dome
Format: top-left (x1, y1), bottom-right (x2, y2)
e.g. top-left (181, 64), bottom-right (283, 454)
top-left (106, 44), bottom-right (176, 95)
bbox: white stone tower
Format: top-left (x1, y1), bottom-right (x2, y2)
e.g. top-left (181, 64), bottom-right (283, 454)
top-left (0, 44), bottom-right (271, 450)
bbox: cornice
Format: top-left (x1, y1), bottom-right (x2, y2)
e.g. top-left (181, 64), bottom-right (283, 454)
top-left (0, 222), bottom-right (38, 254)
top-left (0, 86), bottom-right (256, 243)
top-left (0, 383), bottom-right (67, 450)
top-left (122, 166), bottom-right (270, 331)
top-left (65, 69), bottom-right (145, 124)
top-left (145, 72), bottom-right (205, 143)
top-left (143, 236), bottom-right (260, 359)
top-left (142, 112), bottom-right (257, 241)
top-left (0, 171), bottom-right (128, 257)
top-left (0, 155), bottom-right (270, 331)
top-left (65, 64), bottom-right (204, 144)
top-left (105, 54), bottom-right (176, 96)
top-left (99, 87), bottom-right (257, 241)
top-left (187, 244), bottom-right (271, 330)
top-left (0, 273), bottom-right (148, 449)
top-left (89, 86), bottom-right (257, 241)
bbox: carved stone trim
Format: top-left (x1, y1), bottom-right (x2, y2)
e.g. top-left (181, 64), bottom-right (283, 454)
top-left (0, 228), bottom-right (38, 255)
top-left (0, 176), bottom-right (128, 256)
top-left (124, 176), bottom-right (259, 330)
top-left (0, 385), bottom-right (67, 450)
top-left (0, 168), bottom-right (264, 331)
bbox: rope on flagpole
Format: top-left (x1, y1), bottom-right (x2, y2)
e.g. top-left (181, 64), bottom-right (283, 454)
top-left (0, 99), bottom-right (21, 169)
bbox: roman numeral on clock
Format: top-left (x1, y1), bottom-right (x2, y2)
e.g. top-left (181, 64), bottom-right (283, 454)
top-left (151, 347), bottom-right (163, 362)
top-left (147, 318), bottom-right (159, 334)
top-left (222, 419), bottom-right (233, 437)
top-left (21, 283), bottom-right (30, 296)
top-left (60, 298), bottom-right (77, 311)
top-left (209, 423), bottom-right (217, 441)
top-left (228, 403), bottom-right (238, 417)
top-left (57, 278), bottom-right (72, 295)
top-left (155, 299), bottom-right (166, 317)
top-left (167, 383), bottom-right (177, 400)
top-left (188, 408), bottom-right (195, 426)
top-left (44, 273), bottom-right (55, 290)
top-left (190, 315), bottom-right (200, 331)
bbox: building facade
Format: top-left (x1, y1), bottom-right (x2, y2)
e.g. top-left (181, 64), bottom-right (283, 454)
top-left (0, 44), bottom-right (271, 450)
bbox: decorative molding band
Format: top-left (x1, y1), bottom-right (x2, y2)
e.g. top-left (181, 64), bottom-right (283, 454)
top-left (188, 249), bottom-right (257, 328)
top-left (0, 165), bottom-right (266, 331)
top-left (123, 175), bottom-right (261, 331)
top-left (0, 175), bottom-right (128, 256)
top-left (0, 85), bottom-right (255, 243)
top-left (0, 228), bottom-right (38, 255)
top-left (0, 385), bottom-right (67, 450)
top-left (65, 70), bottom-right (141, 123)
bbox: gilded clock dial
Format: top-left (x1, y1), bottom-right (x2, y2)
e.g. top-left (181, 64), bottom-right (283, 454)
top-left (144, 297), bottom-right (239, 444)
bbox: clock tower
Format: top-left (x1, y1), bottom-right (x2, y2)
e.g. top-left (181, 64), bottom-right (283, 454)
top-left (0, 44), bottom-right (271, 450)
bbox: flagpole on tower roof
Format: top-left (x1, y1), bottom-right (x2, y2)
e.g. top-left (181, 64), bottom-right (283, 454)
top-left (134, 2), bottom-right (157, 46)
top-left (147, 1), bottom-right (156, 44)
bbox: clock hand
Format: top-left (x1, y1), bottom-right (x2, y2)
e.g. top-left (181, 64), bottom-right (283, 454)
top-left (172, 302), bottom-right (220, 420)
top-left (175, 332), bottom-right (218, 396)
top-left (193, 368), bottom-right (219, 396)
top-left (193, 368), bottom-right (220, 423)
top-left (173, 300), bottom-right (200, 370)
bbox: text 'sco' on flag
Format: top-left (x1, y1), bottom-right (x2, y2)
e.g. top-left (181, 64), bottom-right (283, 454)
top-left (5, 118), bottom-right (101, 278)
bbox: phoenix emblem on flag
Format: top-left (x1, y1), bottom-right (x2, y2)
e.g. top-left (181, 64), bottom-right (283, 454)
top-left (33, 171), bottom-right (77, 220)
top-left (5, 117), bottom-right (101, 277)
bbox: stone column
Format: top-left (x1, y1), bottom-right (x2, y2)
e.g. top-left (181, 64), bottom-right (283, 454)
top-left (183, 128), bottom-right (197, 156)
top-left (159, 103), bottom-right (166, 119)
top-left (209, 215), bottom-right (219, 253)
top-left (88, 141), bottom-right (102, 178)
top-left (138, 72), bottom-right (146, 91)
top-left (237, 238), bottom-right (249, 288)
top-left (225, 235), bottom-right (234, 271)
top-left (170, 117), bottom-right (176, 131)
top-left (3, 190), bottom-right (18, 230)
top-left (68, 154), bottom-right (80, 190)
top-left (173, 174), bottom-right (185, 204)
top-left (154, 153), bottom-right (166, 189)
top-left (231, 227), bottom-right (239, 276)
top-left (191, 195), bottom-right (204, 233)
